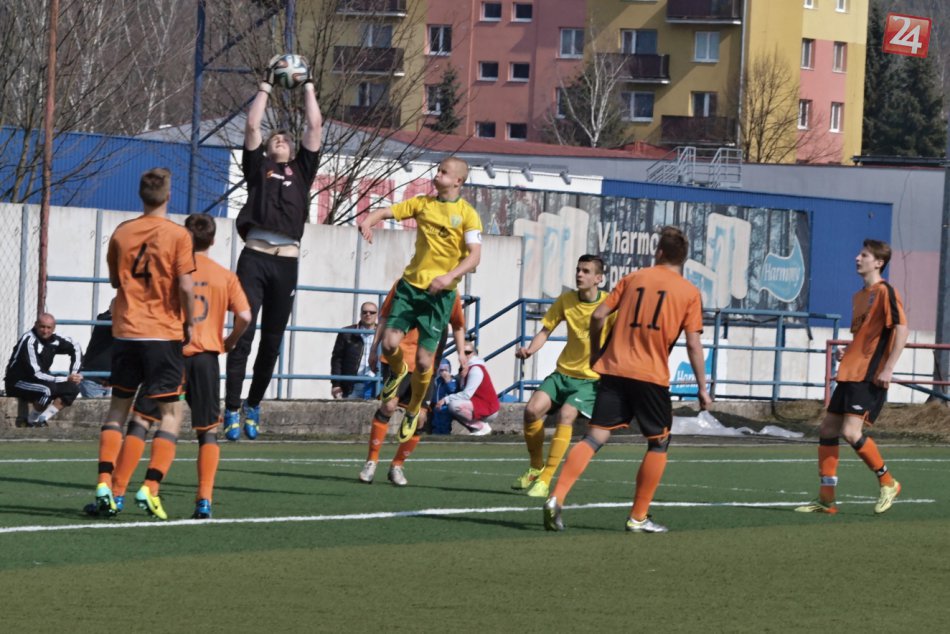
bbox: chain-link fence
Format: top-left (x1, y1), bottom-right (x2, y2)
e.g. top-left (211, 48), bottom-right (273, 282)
top-left (0, 203), bottom-right (40, 371)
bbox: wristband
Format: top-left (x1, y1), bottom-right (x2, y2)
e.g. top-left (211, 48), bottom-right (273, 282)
top-left (258, 82), bottom-right (272, 94)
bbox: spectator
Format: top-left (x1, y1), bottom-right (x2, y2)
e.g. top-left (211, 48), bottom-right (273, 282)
top-left (437, 341), bottom-right (499, 436)
top-left (79, 302), bottom-right (114, 399)
top-left (430, 358), bottom-right (458, 435)
top-left (330, 302), bottom-right (379, 399)
top-left (4, 313), bottom-right (83, 427)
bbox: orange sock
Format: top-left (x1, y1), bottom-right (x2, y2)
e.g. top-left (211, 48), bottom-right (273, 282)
top-left (853, 435), bottom-right (894, 485)
top-left (524, 419), bottom-right (545, 470)
top-left (144, 434), bottom-right (177, 496)
top-left (407, 368), bottom-right (433, 415)
top-left (112, 434), bottom-right (146, 497)
top-left (367, 418), bottom-right (389, 462)
top-left (818, 438), bottom-right (840, 503)
top-left (197, 442), bottom-right (220, 501)
top-left (551, 439), bottom-right (597, 503)
top-left (631, 450), bottom-right (668, 521)
top-left (392, 436), bottom-right (421, 466)
top-left (97, 425), bottom-right (123, 487)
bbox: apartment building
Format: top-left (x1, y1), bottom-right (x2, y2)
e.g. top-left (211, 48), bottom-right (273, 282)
top-left (316, 1), bottom-right (867, 164)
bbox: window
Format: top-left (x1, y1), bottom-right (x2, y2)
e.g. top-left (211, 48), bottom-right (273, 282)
top-left (620, 91), bottom-right (655, 122)
top-left (836, 0), bottom-right (847, 12)
top-left (361, 23), bottom-right (393, 48)
top-left (830, 102), bottom-right (844, 132)
top-left (694, 31), bottom-right (719, 62)
top-left (556, 88), bottom-right (568, 118)
top-left (429, 25), bottom-right (452, 55)
top-left (803, 0), bottom-right (814, 7)
top-left (621, 29), bottom-right (658, 55)
top-left (692, 92), bottom-right (717, 117)
top-left (801, 38), bottom-right (814, 69)
top-left (560, 28), bottom-right (584, 58)
top-left (507, 123), bottom-right (528, 140)
top-left (425, 85), bottom-right (441, 115)
top-left (476, 121), bottom-right (496, 138)
top-left (357, 82), bottom-right (388, 107)
top-left (833, 42), bottom-right (847, 72)
top-left (478, 61), bottom-right (499, 81)
top-left (482, 2), bottom-right (502, 21)
top-left (510, 62), bottom-right (530, 81)
top-left (798, 99), bottom-right (811, 129)
top-left (513, 3), bottom-right (533, 21)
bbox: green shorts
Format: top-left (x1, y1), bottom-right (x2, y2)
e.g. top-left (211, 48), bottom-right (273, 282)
top-left (386, 278), bottom-right (457, 352)
top-left (538, 371), bottom-right (598, 419)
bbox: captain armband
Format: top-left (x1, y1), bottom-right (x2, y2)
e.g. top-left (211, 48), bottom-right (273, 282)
top-left (464, 229), bottom-right (482, 245)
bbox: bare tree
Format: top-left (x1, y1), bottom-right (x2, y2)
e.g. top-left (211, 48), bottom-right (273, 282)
top-left (738, 48), bottom-right (839, 164)
top-left (540, 44), bottom-right (632, 149)
top-left (0, 0), bottom-right (194, 203)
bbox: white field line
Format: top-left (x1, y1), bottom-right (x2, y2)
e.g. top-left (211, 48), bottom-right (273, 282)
top-left (3, 456), bottom-right (950, 465)
top-left (0, 498), bottom-right (937, 536)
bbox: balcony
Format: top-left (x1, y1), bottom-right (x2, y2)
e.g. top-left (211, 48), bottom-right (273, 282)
top-left (661, 116), bottom-right (737, 146)
top-left (667, 0), bottom-right (743, 24)
top-left (333, 46), bottom-right (405, 76)
top-left (341, 104), bottom-right (401, 129)
top-left (335, 0), bottom-right (407, 17)
top-left (601, 53), bottom-right (670, 84)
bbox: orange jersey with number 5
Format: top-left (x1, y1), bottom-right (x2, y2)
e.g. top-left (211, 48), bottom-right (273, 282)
top-left (185, 254), bottom-right (250, 356)
top-left (107, 215), bottom-right (195, 340)
top-left (593, 265), bottom-right (703, 386)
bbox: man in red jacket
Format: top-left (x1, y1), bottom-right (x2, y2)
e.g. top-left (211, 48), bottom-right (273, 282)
top-left (435, 340), bottom-right (499, 436)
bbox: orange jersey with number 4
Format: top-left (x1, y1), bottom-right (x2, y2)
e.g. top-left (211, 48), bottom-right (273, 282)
top-left (593, 266), bottom-right (703, 387)
top-left (185, 254), bottom-right (250, 356)
top-left (107, 215), bottom-right (195, 340)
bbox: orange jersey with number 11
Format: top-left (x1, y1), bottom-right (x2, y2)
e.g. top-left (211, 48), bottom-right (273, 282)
top-left (593, 265), bottom-right (704, 387)
top-left (107, 215), bottom-right (195, 340)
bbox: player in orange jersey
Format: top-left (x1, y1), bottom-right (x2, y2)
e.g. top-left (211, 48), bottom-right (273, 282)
top-left (86, 168), bottom-right (196, 520)
top-left (544, 226), bottom-right (711, 533)
top-left (358, 281), bottom-right (466, 486)
top-left (796, 239), bottom-right (908, 516)
top-left (110, 214), bottom-right (252, 519)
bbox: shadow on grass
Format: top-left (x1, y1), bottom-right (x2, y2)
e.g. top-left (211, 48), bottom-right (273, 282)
top-left (0, 475), bottom-right (88, 491)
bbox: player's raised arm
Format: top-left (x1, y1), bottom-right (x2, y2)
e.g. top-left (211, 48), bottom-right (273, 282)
top-left (301, 78), bottom-right (323, 152)
top-left (246, 56), bottom-right (280, 151)
top-left (358, 207), bottom-right (395, 244)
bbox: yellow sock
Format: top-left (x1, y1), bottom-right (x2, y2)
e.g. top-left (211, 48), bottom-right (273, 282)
top-left (524, 419), bottom-right (544, 470)
top-left (386, 346), bottom-right (406, 377)
top-left (538, 424), bottom-right (573, 485)
top-left (406, 367), bottom-right (433, 415)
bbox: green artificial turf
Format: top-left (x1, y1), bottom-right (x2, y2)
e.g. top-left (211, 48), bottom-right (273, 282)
top-left (1, 440), bottom-right (948, 631)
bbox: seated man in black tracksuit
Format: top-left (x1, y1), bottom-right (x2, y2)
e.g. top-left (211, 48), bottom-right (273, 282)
top-left (4, 313), bottom-right (83, 427)
top-left (330, 302), bottom-right (378, 399)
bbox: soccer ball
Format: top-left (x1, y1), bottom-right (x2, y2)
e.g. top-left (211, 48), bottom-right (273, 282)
top-left (272, 54), bottom-right (309, 89)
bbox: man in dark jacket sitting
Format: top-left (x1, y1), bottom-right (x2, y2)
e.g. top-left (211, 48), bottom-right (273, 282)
top-left (330, 302), bottom-right (378, 399)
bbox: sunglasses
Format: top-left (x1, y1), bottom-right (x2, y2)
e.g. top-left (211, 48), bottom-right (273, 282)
top-left (361, 310), bottom-right (377, 314)
top-left (463, 349), bottom-right (475, 354)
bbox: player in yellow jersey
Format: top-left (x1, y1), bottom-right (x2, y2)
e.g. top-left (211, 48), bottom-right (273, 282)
top-left (512, 255), bottom-right (613, 498)
top-left (357, 157), bottom-right (482, 443)
top-left (544, 227), bottom-right (711, 533)
top-left (795, 239), bottom-right (908, 515)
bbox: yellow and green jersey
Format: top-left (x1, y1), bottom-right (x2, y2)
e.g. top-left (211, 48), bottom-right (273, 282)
top-left (391, 195), bottom-right (483, 292)
top-left (541, 290), bottom-right (613, 380)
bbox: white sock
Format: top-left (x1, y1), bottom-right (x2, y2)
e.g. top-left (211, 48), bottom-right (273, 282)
top-left (39, 403), bottom-right (61, 421)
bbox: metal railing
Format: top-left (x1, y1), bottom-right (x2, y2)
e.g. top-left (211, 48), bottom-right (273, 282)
top-left (823, 340), bottom-right (950, 404)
